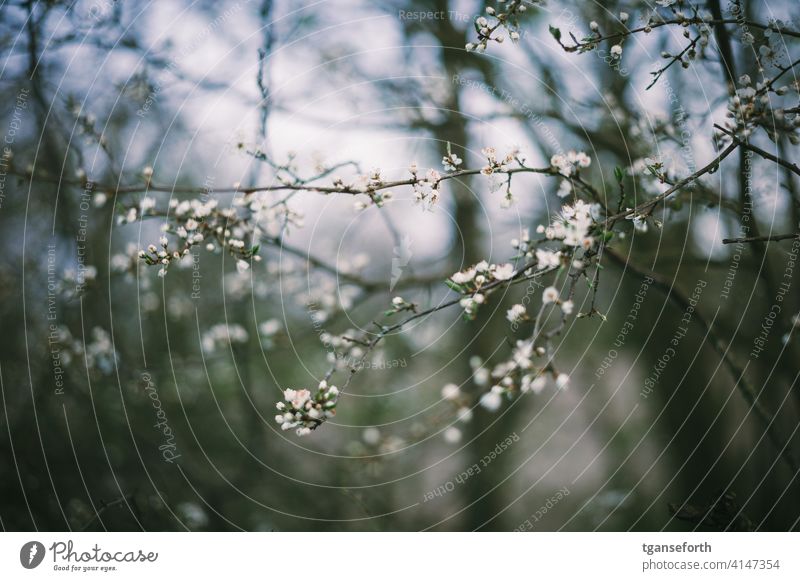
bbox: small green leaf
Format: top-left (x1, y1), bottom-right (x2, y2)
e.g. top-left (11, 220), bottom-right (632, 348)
top-left (549, 25), bottom-right (562, 41)
top-left (445, 279), bottom-right (463, 292)
top-left (614, 166), bottom-right (624, 183)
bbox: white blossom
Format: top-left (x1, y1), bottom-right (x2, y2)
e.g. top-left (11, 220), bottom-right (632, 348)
top-left (479, 390), bottom-right (502, 412)
top-left (536, 249), bottom-right (561, 269)
top-left (492, 263), bottom-right (515, 280)
top-left (140, 196), bottom-right (155, 211)
top-left (506, 304), bottom-right (527, 323)
top-left (442, 152), bottom-right (463, 171)
top-left (542, 286), bottom-right (559, 304)
top-left (441, 383), bottom-right (461, 401)
top-left (451, 267), bottom-right (476, 284)
top-left (274, 381), bottom-right (339, 435)
top-left (521, 374), bottom-right (547, 394)
top-left (363, 427), bottom-right (381, 445)
top-left (443, 427), bottom-right (462, 444)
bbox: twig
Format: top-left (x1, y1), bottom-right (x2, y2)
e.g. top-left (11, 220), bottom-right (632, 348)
top-left (557, 18), bottom-right (800, 53)
top-left (722, 233), bottom-right (799, 245)
top-left (79, 494), bottom-right (134, 531)
top-left (605, 143), bottom-right (739, 224)
top-left (715, 124), bottom-right (800, 180)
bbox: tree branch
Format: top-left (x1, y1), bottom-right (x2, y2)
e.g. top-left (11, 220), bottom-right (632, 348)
top-left (715, 124), bottom-right (800, 180)
top-left (722, 233), bottom-right (799, 245)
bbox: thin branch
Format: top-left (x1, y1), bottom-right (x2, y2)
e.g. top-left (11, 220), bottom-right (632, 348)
top-left (79, 494), bottom-right (134, 531)
top-left (332, 261), bottom-right (556, 393)
top-left (18, 163), bottom-right (558, 197)
top-left (557, 18), bottom-right (800, 53)
top-left (605, 142), bottom-right (739, 224)
top-left (722, 233), bottom-right (799, 245)
top-left (715, 124), bottom-right (800, 180)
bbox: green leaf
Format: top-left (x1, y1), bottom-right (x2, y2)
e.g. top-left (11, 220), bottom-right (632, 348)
top-left (549, 25), bottom-right (562, 41)
top-left (250, 244), bottom-right (260, 255)
top-left (614, 166), bottom-right (624, 183)
top-left (444, 279), bottom-right (463, 292)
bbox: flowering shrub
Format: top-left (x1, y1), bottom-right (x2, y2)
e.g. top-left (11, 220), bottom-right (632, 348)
top-left (86, 0), bottom-right (795, 456)
top-left (16, 2), bottom-right (800, 480)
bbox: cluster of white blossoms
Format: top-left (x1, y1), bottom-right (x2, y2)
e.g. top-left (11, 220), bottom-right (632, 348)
top-left (258, 318), bottom-right (282, 349)
top-left (537, 199), bottom-right (601, 250)
top-left (135, 186), bottom-right (305, 277)
top-left (357, 429), bottom-right (406, 455)
top-left (510, 227), bottom-right (533, 256)
top-left (479, 146), bottom-right (522, 176)
top-left (51, 326), bottom-right (118, 375)
top-left (541, 285), bottom-right (574, 314)
top-left (473, 342), bottom-right (570, 413)
top-left (110, 244), bottom-right (141, 274)
top-left (139, 238), bottom-right (192, 278)
top-left (82, 327), bottom-right (118, 374)
top-left (549, 150), bottom-right (591, 177)
top-left (510, 229), bottom-right (566, 274)
top-left (449, 261), bottom-right (516, 319)
top-left (201, 324), bottom-right (249, 353)
top-left (353, 168), bottom-right (395, 211)
top-left (720, 73), bottom-right (800, 144)
top-left (274, 381), bottom-right (339, 436)
top-left (438, 382), bottom-right (474, 445)
top-left (465, 0), bottom-right (536, 53)
top-left (57, 265), bottom-right (98, 299)
top-left (564, 6), bottom-right (711, 59)
top-left (318, 329), bottom-right (382, 371)
top-left (408, 163), bottom-right (442, 207)
top-left (306, 282), bottom-right (361, 325)
top-left (442, 152), bottom-right (463, 172)
top-left (451, 261), bottom-right (515, 286)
